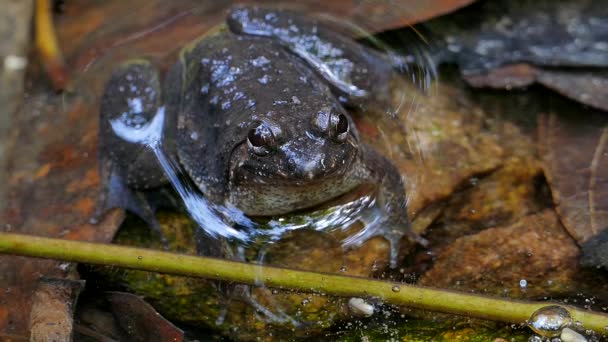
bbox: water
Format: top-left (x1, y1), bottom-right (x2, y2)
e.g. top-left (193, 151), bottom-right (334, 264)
top-left (103, 4), bottom-right (437, 269)
top-left (110, 106), bottom-right (252, 241)
top-left (7, 1), bottom-right (608, 341)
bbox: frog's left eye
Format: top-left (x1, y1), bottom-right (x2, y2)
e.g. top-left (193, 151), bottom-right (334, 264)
top-left (247, 122), bottom-right (276, 156)
top-left (330, 113), bottom-right (349, 143)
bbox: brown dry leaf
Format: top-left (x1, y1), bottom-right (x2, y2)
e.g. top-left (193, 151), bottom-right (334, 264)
top-left (538, 112), bottom-right (608, 244)
top-left (427, 0), bottom-right (608, 110)
top-left (108, 292), bottom-right (183, 342)
top-left (464, 64), bottom-right (608, 112)
top-left (0, 82), bottom-right (125, 338)
top-left (29, 278), bottom-right (85, 342)
top-left (56, 0), bottom-right (477, 75)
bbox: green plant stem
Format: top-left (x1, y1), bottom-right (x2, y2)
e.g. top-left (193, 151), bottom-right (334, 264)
top-left (0, 232), bottom-right (606, 333)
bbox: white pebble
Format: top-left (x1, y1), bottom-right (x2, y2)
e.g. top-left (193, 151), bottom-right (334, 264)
top-left (561, 327), bottom-right (588, 342)
top-left (348, 297), bottom-right (374, 317)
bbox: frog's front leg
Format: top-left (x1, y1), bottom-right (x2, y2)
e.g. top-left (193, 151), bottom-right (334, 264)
top-left (96, 60), bottom-right (169, 234)
top-left (347, 144), bottom-right (423, 268)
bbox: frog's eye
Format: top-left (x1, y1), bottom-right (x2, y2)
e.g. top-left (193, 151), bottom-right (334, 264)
top-left (330, 113), bottom-right (349, 143)
top-left (247, 123), bottom-right (276, 156)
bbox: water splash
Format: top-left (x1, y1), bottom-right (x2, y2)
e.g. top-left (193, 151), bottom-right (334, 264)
top-left (110, 107), bottom-right (251, 241)
top-left (108, 6), bottom-right (439, 272)
top-left (109, 107), bottom-right (376, 246)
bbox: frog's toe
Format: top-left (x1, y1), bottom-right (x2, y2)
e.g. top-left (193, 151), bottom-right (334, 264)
top-left (216, 284), bottom-right (302, 327)
top-left (342, 216), bottom-right (423, 268)
top-left (244, 291), bottom-right (301, 326)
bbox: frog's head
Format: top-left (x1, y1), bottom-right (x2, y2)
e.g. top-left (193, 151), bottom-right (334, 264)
top-left (229, 104), bottom-right (359, 186)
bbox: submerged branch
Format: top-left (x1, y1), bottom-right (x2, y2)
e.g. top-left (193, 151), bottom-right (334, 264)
top-left (0, 232), bottom-right (606, 333)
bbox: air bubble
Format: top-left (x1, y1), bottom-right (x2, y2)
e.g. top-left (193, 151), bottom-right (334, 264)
top-left (391, 285), bottom-right (401, 293)
top-left (528, 305), bottom-right (572, 337)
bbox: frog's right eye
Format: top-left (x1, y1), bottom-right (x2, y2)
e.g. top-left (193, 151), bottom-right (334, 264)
top-left (247, 123), bottom-right (276, 156)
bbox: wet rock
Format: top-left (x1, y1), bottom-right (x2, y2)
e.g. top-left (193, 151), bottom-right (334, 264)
top-left (428, 89), bottom-right (548, 247)
top-left (356, 75), bottom-right (504, 226)
top-left (418, 210), bottom-right (580, 298)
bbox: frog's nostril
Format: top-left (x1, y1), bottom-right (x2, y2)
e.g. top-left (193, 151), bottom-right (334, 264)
top-left (288, 154), bottom-right (326, 180)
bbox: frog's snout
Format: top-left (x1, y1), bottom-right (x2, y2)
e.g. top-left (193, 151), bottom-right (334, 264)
top-left (285, 152), bottom-right (330, 180)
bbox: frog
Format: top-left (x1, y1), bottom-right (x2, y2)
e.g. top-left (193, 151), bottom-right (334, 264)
top-left (97, 6), bottom-right (419, 268)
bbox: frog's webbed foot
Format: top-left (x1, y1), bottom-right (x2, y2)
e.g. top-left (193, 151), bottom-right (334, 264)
top-left (236, 284), bottom-right (302, 326)
top-left (214, 284), bottom-right (301, 326)
top-left (343, 208), bottom-right (426, 268)
top-left (93, 159), bottom-right (166, 244)
top-left (345, 144), bottom-right (426, 268)
top-left (206, 242), bottom-right (302, 327)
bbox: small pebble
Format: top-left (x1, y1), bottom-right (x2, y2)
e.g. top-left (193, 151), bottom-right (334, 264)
top-left (348, 297), bottom-right (374, 317)
top-left (560, 327), bottom-right (588, 342)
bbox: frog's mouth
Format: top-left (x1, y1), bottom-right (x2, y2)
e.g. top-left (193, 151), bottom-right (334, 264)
top-left (228, 139), bottom-right (358, 186)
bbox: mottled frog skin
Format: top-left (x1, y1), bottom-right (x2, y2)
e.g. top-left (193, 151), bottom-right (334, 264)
top-left (98, 6), bottom-right (414, 265)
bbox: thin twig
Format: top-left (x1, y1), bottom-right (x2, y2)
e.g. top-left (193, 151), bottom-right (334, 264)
top-left (35, 0), bottom-right (69, 90)
top-left (0, 232), bottom-right (606, 334)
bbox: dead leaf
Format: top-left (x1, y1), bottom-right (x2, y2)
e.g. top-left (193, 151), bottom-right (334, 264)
top-left (536, 70), bottom-right (608, 112)
top-left (29, 278), bottom-right (85, 342)
top-left (464, 65), bottom-right (608, 112)
top-left (432, 0), bottom-right (608, 71)
top-left (538, 111), bottom-right (608, 244)
top-left (108, 292), bottom-right (183, 342)
top-left (427, 0), bottom-right (608, 109)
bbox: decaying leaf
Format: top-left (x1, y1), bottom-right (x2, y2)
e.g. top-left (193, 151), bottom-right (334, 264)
top-left (0, 81), bottom-right (125, 338)
top-left (538, 111), bottom-right (608, 245)
top-left (424, 0), bottom-right (608, 109)
top-left (29, 278), bottom-right (85, 342)
top-left (431, 0), bottom-right (608, 72)
top-left (0, 0), bottom-right (33, 212)
top-left (108, 292), bottom-right (183, 342)
top-left (464, 65), bottom-right (608, 112)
